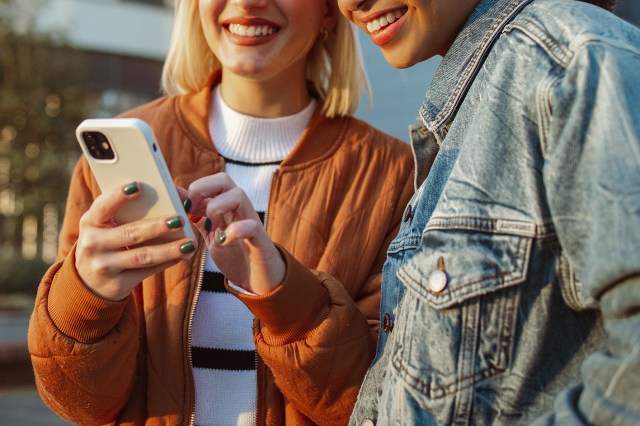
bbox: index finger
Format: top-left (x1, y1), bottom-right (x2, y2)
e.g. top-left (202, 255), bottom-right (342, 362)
top-left (86, 181), bottom-right (142, 226)
top-left (185, 173), bottom-right (237, 216)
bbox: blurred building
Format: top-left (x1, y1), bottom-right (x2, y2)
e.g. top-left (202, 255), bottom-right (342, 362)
top-left (33, 0), bottom-right (173, 114)
top-left (0, 0), bottom-right (173, 291)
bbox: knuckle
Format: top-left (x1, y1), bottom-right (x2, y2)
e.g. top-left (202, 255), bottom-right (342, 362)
top-left (247, 220), bottom-right (262, 235)
top-left (79, 232), bottom-right (100, 254)
top-left (222, 173), bottom-right (234, 187)
top-left (123, 225), bottom-right (143, 244)
top-left (92, 258), bottom-right (111, 277)
top-left (83, 238), bottom-right (99, 255)
top-left (132, 249), bottom-right (153, 266)
top-left (230, 187), bottom-right (244, 198)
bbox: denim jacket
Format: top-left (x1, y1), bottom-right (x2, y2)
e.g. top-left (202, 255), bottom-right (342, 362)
top-left (350, 0), bottom-right (640, 424)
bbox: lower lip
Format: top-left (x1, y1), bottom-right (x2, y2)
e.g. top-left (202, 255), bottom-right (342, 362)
top-left (224, 28), bottom-right (278, 46)
top-left (369, 15), bottom-right (406, 46)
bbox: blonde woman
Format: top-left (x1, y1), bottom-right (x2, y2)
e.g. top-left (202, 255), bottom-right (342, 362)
top-left (28, 0), bottom-right (413, 424)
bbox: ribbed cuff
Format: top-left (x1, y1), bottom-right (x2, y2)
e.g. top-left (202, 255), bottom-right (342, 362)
top-left (48, 244), bottom-right (130, 343)
top-left (225, 244), bottom-right (330, 345)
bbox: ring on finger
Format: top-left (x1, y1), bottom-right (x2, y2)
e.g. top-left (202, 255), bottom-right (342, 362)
top-left (214, 228), bottom-right (226, 246)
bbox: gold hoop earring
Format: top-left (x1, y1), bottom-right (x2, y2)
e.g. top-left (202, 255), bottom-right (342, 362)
top-left (319, 29), bottom-right (329, 42)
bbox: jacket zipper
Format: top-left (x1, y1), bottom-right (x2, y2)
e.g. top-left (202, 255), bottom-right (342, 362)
top-left (262, 169), bottom-right (277, 232)
top-left (255, 168), bottom-right (278, 425)
top-left (188, 169), bottom-right (278, 426)
top-left (188, 248), bottom-right (207, 426)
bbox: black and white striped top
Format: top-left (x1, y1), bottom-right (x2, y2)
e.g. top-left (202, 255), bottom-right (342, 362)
top-left (190, 85), bottom-right (316, 426)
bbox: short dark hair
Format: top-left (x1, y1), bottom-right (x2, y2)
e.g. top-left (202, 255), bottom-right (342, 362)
top-left (579, 0), bottom-right (618, 11)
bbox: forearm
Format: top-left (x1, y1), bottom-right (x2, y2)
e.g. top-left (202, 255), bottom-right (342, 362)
top-left (227, 246), bottom-right (375, 424)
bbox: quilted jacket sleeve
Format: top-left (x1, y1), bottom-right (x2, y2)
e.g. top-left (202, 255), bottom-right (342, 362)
top-left (28, 158), bottom-right (139, 425)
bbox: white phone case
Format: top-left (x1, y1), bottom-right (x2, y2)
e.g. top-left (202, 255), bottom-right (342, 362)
top-left (75, 118), bottom-right (195, 243)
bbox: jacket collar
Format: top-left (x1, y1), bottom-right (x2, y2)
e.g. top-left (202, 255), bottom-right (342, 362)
top-left (418, 0), bottom-right (533, 134)
top-left (176, 71), bottom-right (350, 169)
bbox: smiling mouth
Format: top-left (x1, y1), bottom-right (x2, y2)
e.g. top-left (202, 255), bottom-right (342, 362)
top-left (365, 7), bottom-right (407, 33)
top-left (227, 23), bottom-right (279, 37)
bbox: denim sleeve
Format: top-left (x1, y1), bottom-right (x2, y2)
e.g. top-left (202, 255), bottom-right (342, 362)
top-left (538, 41), bottom-right (640, 424)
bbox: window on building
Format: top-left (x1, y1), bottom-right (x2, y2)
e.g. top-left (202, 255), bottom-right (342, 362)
top-left (123, 0), bottom-right (167, 7)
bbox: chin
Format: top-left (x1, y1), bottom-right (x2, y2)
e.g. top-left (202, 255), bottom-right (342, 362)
top-left (382, 47), bottom-right (440, 69)
top-left (382, 51), bottom-right (418, 69)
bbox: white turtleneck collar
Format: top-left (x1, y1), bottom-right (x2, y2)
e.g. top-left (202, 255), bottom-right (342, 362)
top-left (209, 85), bottom-right (317, 163)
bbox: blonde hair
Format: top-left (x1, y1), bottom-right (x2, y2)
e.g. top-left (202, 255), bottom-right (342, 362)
top-left (161, 0), bottom-right (370, 117)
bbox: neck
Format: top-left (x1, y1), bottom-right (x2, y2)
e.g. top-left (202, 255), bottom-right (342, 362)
top-left (219, 71), bottom-right (311, 118)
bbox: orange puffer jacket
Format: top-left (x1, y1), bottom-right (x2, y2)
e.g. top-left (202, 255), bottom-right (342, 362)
top-left (28, 78), bottom-right (414, 425)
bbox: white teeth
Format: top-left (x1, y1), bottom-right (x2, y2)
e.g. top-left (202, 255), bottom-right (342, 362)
top-left (366, 9), bottom-right (405, 34)
top-left (228, 24), bottom-right (275, 37)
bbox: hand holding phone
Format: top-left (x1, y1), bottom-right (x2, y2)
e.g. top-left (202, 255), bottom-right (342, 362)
top-left (76, 118), bottom-right (194, 242)
top-left (73, 118), bottom-right (197, 301)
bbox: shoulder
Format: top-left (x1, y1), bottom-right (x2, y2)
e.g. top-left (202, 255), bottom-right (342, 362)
top-left (510, 0), bottom-right (640, 64)
top-left (308, 114), bottom-right (414, 193)
top-left (338, 115), bottom-right (413, 164)
top-left (117, 95), bottom-right (179, 127)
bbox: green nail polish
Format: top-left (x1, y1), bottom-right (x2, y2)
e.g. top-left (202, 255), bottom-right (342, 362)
top-left (123, 182), bottom-right (138, 195)
top-left (166, 216), bottom-right (182, 229)
top-left (204, 217), bottom-right (212, 232)
top-left (215, 229), bottom-right (226, 246)
top-left (180, 241), bottom-right (195, 254)
top-left (183, 197), bottom-right (192, 213)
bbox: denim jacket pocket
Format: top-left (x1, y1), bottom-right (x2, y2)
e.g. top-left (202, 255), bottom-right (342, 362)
top-left (389, 217), bottom-right (534, 420)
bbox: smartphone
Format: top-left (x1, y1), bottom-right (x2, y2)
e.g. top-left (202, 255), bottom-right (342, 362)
top-left (75, 118), bottom-right (195, 244)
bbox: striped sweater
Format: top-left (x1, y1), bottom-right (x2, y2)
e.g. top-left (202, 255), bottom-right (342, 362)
top-left (190, 85), bottom-right (316, 426)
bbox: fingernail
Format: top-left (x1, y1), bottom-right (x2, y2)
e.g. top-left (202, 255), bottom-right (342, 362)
top-left (183, 197), bottom-right (192, 213)
top-left (204, 217), bottom-right (212, 232)
top-left (214, 229), bottom-right (226, 246)
top-left (180, 241), bottom-right (195, 254)
top-left (166, 216), bottom-right (182, 229)
top-left (123, 182), bottom-right (138, 195)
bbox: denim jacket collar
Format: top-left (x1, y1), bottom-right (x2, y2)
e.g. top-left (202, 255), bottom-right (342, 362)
top-left (418, 0), bottom-right (533, 134)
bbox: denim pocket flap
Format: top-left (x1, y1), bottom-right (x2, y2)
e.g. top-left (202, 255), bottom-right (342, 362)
top-left (397, 219), bottom-right (534, 309)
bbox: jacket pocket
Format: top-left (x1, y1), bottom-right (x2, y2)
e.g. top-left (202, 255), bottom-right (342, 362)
top-left (391, 217), bottom-right (534, 407)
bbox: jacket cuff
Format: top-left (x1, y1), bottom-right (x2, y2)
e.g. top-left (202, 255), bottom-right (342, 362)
top-left (48, 244), bottom-right (130, 343)
top-left (225, 244), bottom-right (330, 345)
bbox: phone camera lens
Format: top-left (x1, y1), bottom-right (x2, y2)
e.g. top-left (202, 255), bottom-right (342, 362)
top-left (82, 131), bottom-right (115, 160)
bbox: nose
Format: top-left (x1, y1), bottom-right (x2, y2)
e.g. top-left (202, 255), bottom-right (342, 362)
top-left (230, 0), bottom-right (268, 8)
top-left (338, 0), bottom-right (369, 12)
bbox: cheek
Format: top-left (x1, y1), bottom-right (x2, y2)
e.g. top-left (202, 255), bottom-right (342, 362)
top-left (285, 0), bottom-right (325, 29)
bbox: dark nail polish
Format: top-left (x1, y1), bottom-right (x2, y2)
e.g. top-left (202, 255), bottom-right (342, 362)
top-left (214, 229), bottom-right (226, 246)
top-left (204, 217), bottom-right (212, 232)
top-left (166, 216), bottom-right (182, 229)
top-left (180, 241), bottom-right (195, 254)
top-left (123, 182), bottom-right (138, 195)
top-left (183, 197), bottom-right (192, 213)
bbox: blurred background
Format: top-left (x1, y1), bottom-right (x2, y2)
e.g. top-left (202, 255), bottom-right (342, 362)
top-left (0, 0), bottom-right (638, 424)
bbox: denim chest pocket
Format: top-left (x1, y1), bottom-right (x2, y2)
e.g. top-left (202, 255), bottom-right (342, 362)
top-left (391, 217), bottom-right (534, 410)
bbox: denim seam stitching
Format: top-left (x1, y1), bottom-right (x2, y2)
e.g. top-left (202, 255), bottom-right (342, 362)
top-left (391, 350), bottom-right (505, 400)
top-left (420, 0), bottom-right (534, 131)
top-left (398, 235), bottom-right (529, 307)
top-left (425, 216), bottom-right (555, 238)
top-left (391, 285), bottom-right (520, 400)
top-left (506, 20), bottom-right (572, 69)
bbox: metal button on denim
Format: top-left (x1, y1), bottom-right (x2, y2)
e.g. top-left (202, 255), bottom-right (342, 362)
top-left (361, 419), bottom-right (375, 426)
top-left (383, 313), bottom-right (393, 333)
top-left (428, 269), bottom-right (447, 293)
